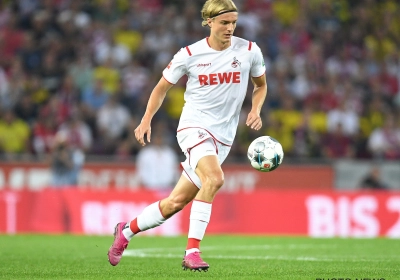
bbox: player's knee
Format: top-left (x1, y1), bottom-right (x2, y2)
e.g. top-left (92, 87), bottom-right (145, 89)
top-left (203, 171), bottom-right (224, 192)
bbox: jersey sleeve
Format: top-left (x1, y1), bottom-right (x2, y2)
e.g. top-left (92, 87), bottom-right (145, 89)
top-left (162, 48), bottom-right (188, 84)
top-left (250, 42), bottom-right (266, 78)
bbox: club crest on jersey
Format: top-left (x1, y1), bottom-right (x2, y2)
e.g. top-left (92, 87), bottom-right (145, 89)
top-left (231, 57), bottom-right (241, 68)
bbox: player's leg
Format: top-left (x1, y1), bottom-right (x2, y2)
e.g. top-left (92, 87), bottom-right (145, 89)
top-left (126, 175), bottom-right (199, 235)
top-left (182, 139), bottom-right (228, 271)
top-left (195, 155), bottom-right (224, 201)
top-left (186, 154), bottom-right (223, 254)
top-left (108, 174), bottom-right (199, 266)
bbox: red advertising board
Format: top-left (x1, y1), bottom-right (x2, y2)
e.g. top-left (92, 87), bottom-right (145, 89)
top-left (0, 162), bottom-right (333, 191)
top-left (1, 189), bottom-right (399, 237)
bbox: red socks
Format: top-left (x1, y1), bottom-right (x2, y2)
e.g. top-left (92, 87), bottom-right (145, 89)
top-left (129, 218), bottom-right (141, 234)
top-left (186, 238), bottom-right (201, 250)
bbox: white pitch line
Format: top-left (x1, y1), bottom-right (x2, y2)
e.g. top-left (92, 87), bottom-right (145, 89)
top-left (123, 244), bottom-right (336, 253)
top-left (123, 250), bottom-right (326, 262)
top-left (201, 244), bottom-right (338, 250)
top-left (123, 246), bottom-right (396, 263)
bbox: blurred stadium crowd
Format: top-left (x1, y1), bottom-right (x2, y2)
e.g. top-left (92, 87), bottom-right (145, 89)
top-left (0, 0), bottom-right (399, 162)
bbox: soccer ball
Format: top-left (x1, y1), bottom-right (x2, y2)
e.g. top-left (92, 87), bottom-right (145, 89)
top-left (247, 136), bottom-right (284, 172)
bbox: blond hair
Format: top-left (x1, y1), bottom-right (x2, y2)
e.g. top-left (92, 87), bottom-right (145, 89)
top-left (201, 0), bottom-right (238, 27)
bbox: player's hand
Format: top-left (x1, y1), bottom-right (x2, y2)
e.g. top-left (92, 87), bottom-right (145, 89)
top-left (246, 111), bottom-right (262, 130)
top-left (134, 120), bottom-right (151, 146)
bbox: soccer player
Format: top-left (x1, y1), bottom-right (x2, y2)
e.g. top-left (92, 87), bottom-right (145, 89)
top-left (108, 0), bottom-right (267, 271)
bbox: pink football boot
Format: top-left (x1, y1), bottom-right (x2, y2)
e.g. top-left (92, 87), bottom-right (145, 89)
top-left (107, 222), bottom-right (129, 266)
top-left (182, 251), bottom-right (209, 272)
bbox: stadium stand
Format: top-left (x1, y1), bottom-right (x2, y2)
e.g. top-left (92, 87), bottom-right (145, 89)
top-left (0, 0), bottom-right (399, 163)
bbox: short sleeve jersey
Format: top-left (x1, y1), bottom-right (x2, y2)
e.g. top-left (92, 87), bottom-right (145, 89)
top-left (163, 36), bottom-right (265, 145)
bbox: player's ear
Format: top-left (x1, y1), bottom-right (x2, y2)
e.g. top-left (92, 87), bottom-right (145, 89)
top-left (207, 18), bottom-right (213, 28)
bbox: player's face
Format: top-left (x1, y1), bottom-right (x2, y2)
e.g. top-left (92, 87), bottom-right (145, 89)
top-left (209, 12), bottom-right (238, 45)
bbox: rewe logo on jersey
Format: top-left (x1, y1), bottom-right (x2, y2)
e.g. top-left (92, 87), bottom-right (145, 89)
top-left (198, 72), bottom-right (240, 85)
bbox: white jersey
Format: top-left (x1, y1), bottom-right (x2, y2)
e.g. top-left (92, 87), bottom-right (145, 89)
top-left (162, 36), bottom-right (265, 145)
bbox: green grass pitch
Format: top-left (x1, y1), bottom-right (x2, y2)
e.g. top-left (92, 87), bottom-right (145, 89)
top-left (0, 235), bottom-right (398, 279)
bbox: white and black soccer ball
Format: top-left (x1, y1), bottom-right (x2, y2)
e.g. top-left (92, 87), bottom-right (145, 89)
top-left (247, 136), bottom-right (284, 172)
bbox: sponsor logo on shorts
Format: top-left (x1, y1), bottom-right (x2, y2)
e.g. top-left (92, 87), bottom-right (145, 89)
top-left (198, 130), bottom-right (207, 139)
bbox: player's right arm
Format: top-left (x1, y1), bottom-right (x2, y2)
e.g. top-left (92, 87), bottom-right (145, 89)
top-left (135, 47), bottom-right (188, 146)
top-left (134, 77), bottom-right (173, 146)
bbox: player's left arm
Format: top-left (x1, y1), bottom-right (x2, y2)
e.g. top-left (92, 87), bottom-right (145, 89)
top-left (246, 74), bottom-right (267, 130)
